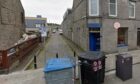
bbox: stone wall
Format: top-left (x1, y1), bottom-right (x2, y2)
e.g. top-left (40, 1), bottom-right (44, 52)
top-left (0, 0), bottom-right (25, 50)
top-left (62, 0), bottom-right (140, 53)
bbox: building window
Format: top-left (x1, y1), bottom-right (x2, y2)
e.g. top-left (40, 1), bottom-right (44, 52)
top-left (89, 0), bottom-right (99, 16)
top-left (36, 24), bottom-right (41, 28)
top-left (109, 0), bottom-right (117, 16)
top-left (118, 28), bottom-right (128, 46)
top-left (129, 1), bottom-right (135, 18)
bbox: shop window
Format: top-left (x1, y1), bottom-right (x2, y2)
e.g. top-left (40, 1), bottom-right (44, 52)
top-left (118, 28), bottom-right (128, 46)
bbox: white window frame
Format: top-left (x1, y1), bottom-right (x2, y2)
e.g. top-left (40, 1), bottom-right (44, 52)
top-left (129, 1), bottom-right (135, 18)
top-left (109, 0), bottom-right (117, 17)
top-left (89, 0), bottom-right (99, 16)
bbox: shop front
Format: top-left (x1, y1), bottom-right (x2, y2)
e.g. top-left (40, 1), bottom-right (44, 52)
top-left (88, 23), bottom-right (101, 51)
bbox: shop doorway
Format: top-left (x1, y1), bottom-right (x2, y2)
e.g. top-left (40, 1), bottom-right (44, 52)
top-left (137, 28), bottom-right (140, 47)
top-left (89, 29), bottom-right (100, 51)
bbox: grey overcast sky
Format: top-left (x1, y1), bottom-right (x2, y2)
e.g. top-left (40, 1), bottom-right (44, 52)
top-left (21, 0), bottom-right (73, 24)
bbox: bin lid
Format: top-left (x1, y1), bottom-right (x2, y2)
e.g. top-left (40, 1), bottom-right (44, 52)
top-left (44, 58), bottom-right (74, 72)
top-left (78, 51), bottom-right (105, 60)
top-left (117, 53), bottom-right (132, 58)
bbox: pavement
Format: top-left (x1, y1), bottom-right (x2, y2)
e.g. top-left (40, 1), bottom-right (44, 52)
top-left (0, 69), bottom-right (45, 84)
top-left (0, 62), bottom-right (140, 84)
top-left (104, 64), bottom-right (140, 84)
top-left (9, 44), bottom-right (42, 72)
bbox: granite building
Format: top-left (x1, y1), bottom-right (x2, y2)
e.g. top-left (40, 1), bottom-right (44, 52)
top-left (0, 0), bottom-right (25, 50)
top-left (62, 9), bottom-right (73, 40)
top-left (62, 0), bottom-right (140, 53)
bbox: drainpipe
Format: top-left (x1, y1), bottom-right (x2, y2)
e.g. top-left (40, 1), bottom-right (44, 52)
top-left (85, 0), bottom-right (89, 50)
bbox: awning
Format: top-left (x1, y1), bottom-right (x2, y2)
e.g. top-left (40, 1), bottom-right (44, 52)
top-left (88, 23), bottom-right (102, 28)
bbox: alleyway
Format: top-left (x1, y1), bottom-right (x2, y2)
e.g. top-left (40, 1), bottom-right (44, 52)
top-left (37, 32), bottom-right (74, 68)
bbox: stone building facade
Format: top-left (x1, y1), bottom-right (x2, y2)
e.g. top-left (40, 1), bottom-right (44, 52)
top-left (62, 0), bottom-right (140, 71)
top-left (62, 0), bottom-right (140, 53)
top-left (0, 0), bottom-right (25, 50)
top-left (25, 15), bottom-right (47, 34)
top-left (61, 9), bottom-right (73, 40)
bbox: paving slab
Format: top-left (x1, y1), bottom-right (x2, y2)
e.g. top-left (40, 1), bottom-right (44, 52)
top-left (104, 64), bottom-right (140, 84)
top-left (1, 64), bottom-right (140, 84)
top-left (0, 69), bottom-right (45, 84)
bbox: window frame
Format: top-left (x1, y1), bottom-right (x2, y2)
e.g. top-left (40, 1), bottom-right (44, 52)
top-left (109, 0), bottom-right (117, 17)
top-left (117, 28), bottom-right (128, 46)
top-left (129, 1), bottom-right (135, 18)
top-left (89, 0), bottom-right (99, 16)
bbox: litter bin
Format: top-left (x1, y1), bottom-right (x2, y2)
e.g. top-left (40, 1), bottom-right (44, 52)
top-left (78, 51), bottom-right (106, 84)
top-left (116, 53), bottom-right (133, 81)
top-left (44, 58), bottom-right (75, 84)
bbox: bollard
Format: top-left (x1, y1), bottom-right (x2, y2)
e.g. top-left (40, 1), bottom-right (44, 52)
top-left (73, 51), bottom-right (77, 80)
top-left (56, 53), bottom-right (58, 58)
top-left (34, 55), bottom-right (37, 69)
top-left (74, 51), bottom-right (76, 57)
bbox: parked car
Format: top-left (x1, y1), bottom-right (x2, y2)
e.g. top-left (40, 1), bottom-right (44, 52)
top-left (59, 29), bottom-right (63, 35)
top-left (52, 29), bottom-right (56, 33)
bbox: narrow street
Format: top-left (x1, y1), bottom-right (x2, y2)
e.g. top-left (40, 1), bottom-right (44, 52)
top-left (37, 32), bottom-right (74, 68)
top-left (1, 0), bottom-right (140, 84)
top-left (1, 32), bottom-right (140, 84)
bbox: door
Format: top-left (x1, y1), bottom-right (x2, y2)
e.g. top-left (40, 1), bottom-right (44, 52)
top-left (89, 33), bottom-right (100, 51)
top-left (137, 28), bottom-right (140, 47)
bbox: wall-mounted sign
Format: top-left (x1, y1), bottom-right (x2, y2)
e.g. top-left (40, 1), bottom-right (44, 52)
top-left (114, 22), bottom-right (121, 29)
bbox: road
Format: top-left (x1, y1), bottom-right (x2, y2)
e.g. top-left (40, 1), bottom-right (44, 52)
top-left (37, 32), bottom-right (74, 68)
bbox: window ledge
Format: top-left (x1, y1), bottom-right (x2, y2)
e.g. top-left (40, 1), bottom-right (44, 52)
top-left (128, 17), bottom-right (135, 20)
top-left (117, 44), bottom-right (128, 47)
top-left (108, 16), bottom-right (118, 19)
top-left (88, 16), bottom-right (102, 18)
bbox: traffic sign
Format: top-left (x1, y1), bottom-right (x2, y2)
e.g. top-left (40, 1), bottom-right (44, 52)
top-left (114, 22), bottom-right (120, 29)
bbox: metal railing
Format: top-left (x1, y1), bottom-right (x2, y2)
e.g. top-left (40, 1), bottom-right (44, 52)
top-left (0, 37), bottom-right (40, 70)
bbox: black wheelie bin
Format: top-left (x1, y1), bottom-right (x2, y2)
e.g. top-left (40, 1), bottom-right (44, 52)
top-left (78, 51), bottom-right (106, 84)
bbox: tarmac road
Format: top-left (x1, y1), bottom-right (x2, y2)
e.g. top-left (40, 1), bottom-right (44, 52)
top-left (37, 32), bottom-right (74, 68)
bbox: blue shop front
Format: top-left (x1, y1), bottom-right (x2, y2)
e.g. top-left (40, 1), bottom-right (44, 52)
top-left (88, 23), bottom-right (101, 51)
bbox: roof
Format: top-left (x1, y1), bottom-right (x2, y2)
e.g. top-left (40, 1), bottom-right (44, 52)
top-left (25, 17), bottom-right (47, 20)
top-left (44, 58), bottom-right (74, 72)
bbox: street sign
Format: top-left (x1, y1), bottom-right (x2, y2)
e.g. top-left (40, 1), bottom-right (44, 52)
top-left (41, 32), bottom-right (47, 37)
top-left (114, 22), bottom-right (120, 29)
top-left (39, 27), bottom-right (47, 37)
